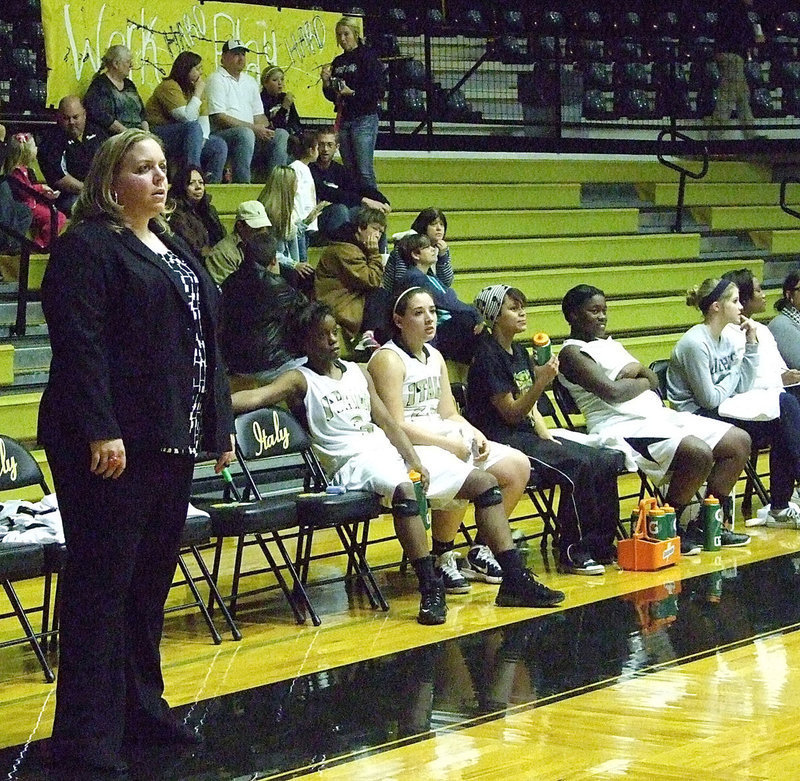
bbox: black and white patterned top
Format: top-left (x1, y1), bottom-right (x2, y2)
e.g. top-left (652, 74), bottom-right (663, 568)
top-left (157, 249), bottom-right (207, 455)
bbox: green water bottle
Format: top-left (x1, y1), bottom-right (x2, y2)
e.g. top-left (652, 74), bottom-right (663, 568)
top-left (409, 470), bottom-right (429, 529)
top-left (533, 332), bottom-right (552, 366)
top-left (701, 496), bottom-right (722, 551)
top-left (646, 508), bottom-right (665, 539)
top-left (661, 505), bottom-right (677, 540)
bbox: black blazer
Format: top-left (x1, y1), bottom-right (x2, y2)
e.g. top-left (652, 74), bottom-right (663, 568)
top-left (38, 217), bottom-right (234, 454)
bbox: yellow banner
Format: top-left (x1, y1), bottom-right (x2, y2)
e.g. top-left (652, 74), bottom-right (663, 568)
top-left (41, 1), bottom-right (341, 118)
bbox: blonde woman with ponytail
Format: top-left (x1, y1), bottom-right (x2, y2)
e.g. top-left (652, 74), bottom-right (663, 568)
top-left (668, 277), bottom-right (800, 529)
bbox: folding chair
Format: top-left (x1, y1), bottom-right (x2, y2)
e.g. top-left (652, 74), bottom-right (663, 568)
top-left (0, 435), bottom-right (58, 682)
top-left (165, 512), bottom-right (242, 644)
top-left (648, 359), bottom-right (771, 514)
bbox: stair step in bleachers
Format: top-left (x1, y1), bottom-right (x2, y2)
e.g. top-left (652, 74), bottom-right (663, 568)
top-left (374, 158), bottom-right (771, 185)
top-left (450, 232), bottom-right (700, 271)
top-left (0, 254), bottom-right (48, 292)
top-left (388, 208), bottom-right (640, 239)
top-left (0, 301), bottom-right (44, 328)
top-left (752, 229), bottom-right (800, 254)
top-left (693, 206), bottom-right (800, 231)
top-left (380, 183), bottom-right (582, 211)
top-left (452, 259), bottom-right (765, 309)
top-left (641, 182), bottom-right (800, 208)
top-left (0, 391), bottom-right (41, 442)
top-left (0, 345), bottom-right (13, 386)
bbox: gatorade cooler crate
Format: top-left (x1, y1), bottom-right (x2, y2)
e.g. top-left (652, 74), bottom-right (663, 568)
top-left (618, 498), bottom-right (681, 571)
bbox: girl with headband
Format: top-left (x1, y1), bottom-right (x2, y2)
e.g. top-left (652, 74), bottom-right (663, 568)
top-left (668, 277), bottom-right (800, 528)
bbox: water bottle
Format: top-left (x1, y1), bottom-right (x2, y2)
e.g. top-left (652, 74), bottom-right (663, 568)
top-left (532, 332), bottom-right (552, 366)
top-left (409, 470), bottom-right (429, 529)
top-left (701, 496), bottom-right (722, 551)
top-left (661, 505), bottom-right (677, 539)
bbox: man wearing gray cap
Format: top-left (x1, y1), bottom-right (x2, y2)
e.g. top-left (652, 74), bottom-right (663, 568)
top-left (206, 39), bottom-right (289, 182)
top-left (205, 199), bottom-right (272, 284)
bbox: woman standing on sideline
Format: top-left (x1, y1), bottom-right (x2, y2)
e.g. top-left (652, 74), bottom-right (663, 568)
top-left (38, 129), bottom-right (234, 776)
top-left (84, 45), bottom-right (148, 135)
top-left (146, 51), bottom-right (228, 183)
top-left (321, 17), bottom-right (384, 190)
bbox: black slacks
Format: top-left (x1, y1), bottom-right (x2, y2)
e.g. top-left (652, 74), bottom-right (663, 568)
top-left (46, 442), bottom-right (194, 763)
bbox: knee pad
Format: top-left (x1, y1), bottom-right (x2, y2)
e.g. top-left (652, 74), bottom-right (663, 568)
top-left (473, 485), bottom-right (503, 509)
top-left (392, 497), bottom-right (420, 518)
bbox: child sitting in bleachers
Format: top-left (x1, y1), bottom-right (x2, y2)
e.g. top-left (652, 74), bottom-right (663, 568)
top-left (383, 207), bottom-right (453, 294)
top-left (395, 232), bottom-right (481, 363)
top-left (4, 132), bottom-right (66, 249)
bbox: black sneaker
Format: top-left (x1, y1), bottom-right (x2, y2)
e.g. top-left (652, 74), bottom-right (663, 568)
top-left (681, 525), bottom-right (704, 556)
top-left (592, 544), bottom-right (617, 565)
top-left (495, 568), bottom-right (565, 608)
top-left (418, 579), bottom-right (447, 625)
top-left (558, 544), bottom-right (605, 575)
top-left (720, 527), bottom-right (750, 547)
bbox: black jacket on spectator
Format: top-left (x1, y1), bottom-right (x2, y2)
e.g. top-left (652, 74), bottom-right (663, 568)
top-left (84, 74), bottom-right (147, 132)
top-left (168, 195), bottom-right (226, 259)
top-left (218, 258), bottom-right (307, 375)
top-left (715, 1), bottom-right (756, 58)
top-left (309, 158), bottom-right (389, 208)
top-left (260, 91), bottom-right (303, 137)
top-left (322, 45), bottom-right (384, 121)
top-left (39, 122), bottom-right (108, 189)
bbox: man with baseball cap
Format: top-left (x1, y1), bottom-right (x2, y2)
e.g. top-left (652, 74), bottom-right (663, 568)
top-left (206, 39), bottom-right (289, 182)
top-left (205, 200), bottom-right (272, 284)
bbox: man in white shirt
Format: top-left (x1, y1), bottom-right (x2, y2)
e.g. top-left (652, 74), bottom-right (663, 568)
top-left (206, 39), bottom-right (288, 182)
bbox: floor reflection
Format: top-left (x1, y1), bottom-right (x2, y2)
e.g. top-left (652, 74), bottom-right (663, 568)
top-left (4, 552), bottom-right (800, 780)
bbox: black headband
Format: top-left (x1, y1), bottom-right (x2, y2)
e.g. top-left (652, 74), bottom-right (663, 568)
top-left (699, 279), bottom-right (731, 312)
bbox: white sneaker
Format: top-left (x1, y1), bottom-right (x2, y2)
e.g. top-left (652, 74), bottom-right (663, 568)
top-left (766, 504), bottom-right (800, 529)
top-left (461, 544), bottom-right (504, 584)
top-left (435, 550), bottom-right (471, 594)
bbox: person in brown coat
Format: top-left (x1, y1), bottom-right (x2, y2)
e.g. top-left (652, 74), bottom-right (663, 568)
top-left (314, 205), bottom-right (390, 348)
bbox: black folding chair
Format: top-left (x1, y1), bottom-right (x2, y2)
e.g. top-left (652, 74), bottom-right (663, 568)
top-left (0, 435), bottom-right (58, 682)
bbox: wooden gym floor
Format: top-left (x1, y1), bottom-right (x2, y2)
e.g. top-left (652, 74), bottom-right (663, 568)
top-left (1, 486), bottom-right (800, 779)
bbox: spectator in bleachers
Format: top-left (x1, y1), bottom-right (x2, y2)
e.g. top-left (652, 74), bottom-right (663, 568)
top-left (310, 127), bottom-right (390, 245)
top-left (467, 285), bottom-right (621, 574)
top-left (146, 51), bottom-right (228, 183)
top-left (321, 17), bottom-right (384, 190)
top-left (206, 39), bottom-right (287, 183)
top-left (314, 205), bottom-right (390, 350)
top-left (0, 123), bottom-right (34, 252)
top-left (288, 131), bottom-right (330, 261)
top-left (710, 0), bottom-right (765, 140)
top-left (558, 284), bottom-right (750, 554)
top-left (218, 233), bottom-right (307, 381)
top-left (395, 233), bottom-right (481, 363)
top-left (383, 207), bottom-right (453, 294)
top-left (722, 268), bottom-right (800, 388)
top-left (83, 45), bottom-right (148, 136)
top-left (260, 66), bottom-right (303, 139)
top-left (39, 96), bottom-right (107, 215)
top-left (257, 165), bottom-right (300, 265)
top-left (769, 271), bottom-right (800, 371)
top-left (38, 128), bottom-right (234, 776)
top-left (3, 132), bottom-right (66, 249)
top-left (668, 277), bottom-right (800, 528)
top-left (167, 165), bottom-right (226, 259)
top-left (204, 199), bottom-right (271, 285)
top-left (367, 287), bottom-right (564, 607)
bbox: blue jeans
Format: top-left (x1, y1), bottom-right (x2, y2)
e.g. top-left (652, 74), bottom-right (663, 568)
top-left (254, 128), bottom-right (289, 178)
top-left (212, 126), bottom-right (255, 183)
top-left (199, 134), bottom-right (227, 183)
top-left (152, 121), bottom-right (203, 168)
top-left (338, 113), bottom-right (378, 190)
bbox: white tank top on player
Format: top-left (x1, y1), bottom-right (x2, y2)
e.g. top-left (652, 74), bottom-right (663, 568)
top-left (298, 362), bottom-right (392, 476)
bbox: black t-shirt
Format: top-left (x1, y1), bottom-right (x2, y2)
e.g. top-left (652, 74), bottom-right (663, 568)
top-left (39, 123), bottom-right (107, 188)
top-left (466, 336), bottom-right (536, 441)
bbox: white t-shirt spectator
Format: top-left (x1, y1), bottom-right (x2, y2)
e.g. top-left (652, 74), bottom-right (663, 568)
top-left (290, 159), bottom-right (319, 232)
top-left (205, 67), bottom-right (262, 124)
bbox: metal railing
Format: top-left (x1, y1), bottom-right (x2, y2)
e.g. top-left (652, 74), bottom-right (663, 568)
top-left (656, 128), bottom-right (709, 233)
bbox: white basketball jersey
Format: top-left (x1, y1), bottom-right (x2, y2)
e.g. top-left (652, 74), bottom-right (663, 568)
top-left (372, 341), bottom-right (444, 422)
top-left (298, 362), bottom-right (391, 476)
